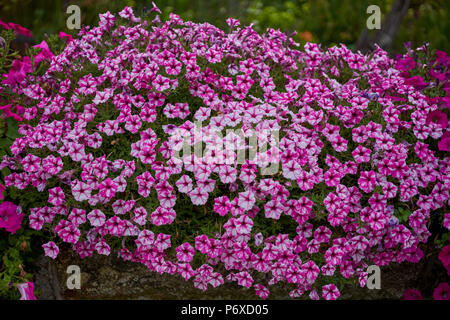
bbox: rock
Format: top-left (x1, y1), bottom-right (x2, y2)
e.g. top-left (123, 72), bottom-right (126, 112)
top-left (80, 272), bottom-right (90, 288)
top-left (34, 256), bottom-right (63, 300)
top-left (33, 246), bottom-right (439, 300)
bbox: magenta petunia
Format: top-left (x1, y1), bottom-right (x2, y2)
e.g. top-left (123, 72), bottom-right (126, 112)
top-left (1, 56), bottom-right (32, 87)
top-left (433, 282), bottom-right (450, 300)
top-left (0, 5), bottom-right (448, 300)
top-left (403, 288), bottom-right (423, 300)
top-left (438, 245), bottom-right (450, 274)
top-left (426, 110), bottom-right (448, 129)
top-left (0, 201), bottom-right (23, 234)
top-left (59, 31), bottom-right (73, 43)
top-left (395, 56), bottom-right (415, 71)
top-left (438, 131), bottom-right (450, 152)
top-left (404, 75), bottom-right (428, 90)
top-left (0, 183), bottom-right (5, 200)
top-left (32, 40), bottom-right (54, 65)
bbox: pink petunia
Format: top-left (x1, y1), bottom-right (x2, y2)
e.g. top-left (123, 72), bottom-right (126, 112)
top-left (213, 196), bottom-right (231, 216)
top-left (42, 241), bottom-right (59, 259)
top-left (176, 242), bottom-right (195, 263)
top-left (322, 284), bottom-right (340, 300)
top-left (189, 187), bottom-right (209, 206)
top-left (235, 271), bottom-right (253, 288)
top-left (98, 178), bottom-right (118, 198)
top-left (254, 284), bottom-right (269, 299)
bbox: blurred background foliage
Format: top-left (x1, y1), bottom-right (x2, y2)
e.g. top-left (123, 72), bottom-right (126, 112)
top-left (0, 0), bottom-right (448, 55)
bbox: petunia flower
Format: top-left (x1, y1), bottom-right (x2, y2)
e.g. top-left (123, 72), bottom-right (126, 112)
top-left (437, 131), bottom-right (450, 152)
top-left (59, 31), bottom-right (73, 43)
top-left (2, 56), bottom-right (32, 87)
top-left (32, 40), bottom-right (54, 65)
top-left (433, 282), bottom-right (450, 300)
top-left (403, 288), bottom-right (423, 300)
top-left (176, 242), bottom-right (195, 263)
top-left (17, 282), bottom-right (37, 300)
top-left (0, 201), bottom-right (23, 234)
top-left (42, 241), bottom-right (59, 259)
top-left (438, 245), bottom-right (450, 275)
top-left (322, 284), bottom-right (340, 300)
top-left (0, 183), bottom-right (5, 200)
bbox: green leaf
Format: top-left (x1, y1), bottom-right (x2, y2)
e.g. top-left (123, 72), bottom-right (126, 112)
top-left (0, 137), bottom-right (13, 150)
top-left (5, 117), bottom-right (19, 139)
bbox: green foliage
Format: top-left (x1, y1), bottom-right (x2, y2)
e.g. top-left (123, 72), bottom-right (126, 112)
top-left (0, 117), bottom-right (18, 180)
top-left (435, 232), bottom-right (449, 248)
top-left (0, 228), bottom-right (42, 299)
top-left (395, 207), bottom-right (411, 224)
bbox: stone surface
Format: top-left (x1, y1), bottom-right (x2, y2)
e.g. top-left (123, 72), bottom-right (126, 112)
top-left (48, 250), bottom-right (279, 300)
top-left (34, 256), bottom-right (63, 300)
top-left (34, 247), bottom-right (443, 300)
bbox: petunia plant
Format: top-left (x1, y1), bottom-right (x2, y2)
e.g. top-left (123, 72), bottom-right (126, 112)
top-left (0, 4), bottom-right (449, 300)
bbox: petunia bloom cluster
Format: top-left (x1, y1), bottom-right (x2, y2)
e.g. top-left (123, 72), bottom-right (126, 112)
top-left (0, 5), bottom-right (449, 300)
